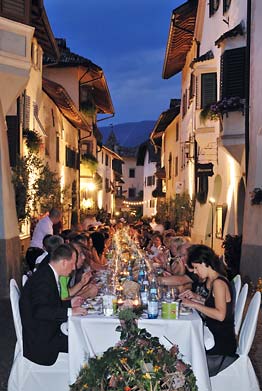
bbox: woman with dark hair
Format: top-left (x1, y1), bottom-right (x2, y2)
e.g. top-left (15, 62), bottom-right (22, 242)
top-left (181, 244), bottom-right (238, 377)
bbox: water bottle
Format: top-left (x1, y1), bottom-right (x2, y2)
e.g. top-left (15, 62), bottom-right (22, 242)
top-left (147, 291), bottom-right (159, 319)
top-left (137, 260), bottom-right (145, 284)
top-left (140, 283), bottom-right (149, 306)
top-left (149, 276), bottom-right (158, 296)
top-left (127, 261), bottom-right (133, 281)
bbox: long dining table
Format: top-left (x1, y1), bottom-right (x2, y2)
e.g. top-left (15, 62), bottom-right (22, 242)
top-left (68, 310), bottom-right (211, 391)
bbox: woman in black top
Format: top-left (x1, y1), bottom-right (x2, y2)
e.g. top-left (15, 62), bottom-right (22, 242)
top-left (181, 244), bottom-right (237, 376)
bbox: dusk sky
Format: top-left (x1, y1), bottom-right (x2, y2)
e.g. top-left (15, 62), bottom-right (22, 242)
top-left (44, 0), bottom-right (184, 125)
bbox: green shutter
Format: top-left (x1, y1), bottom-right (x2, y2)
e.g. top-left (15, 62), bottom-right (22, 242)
top-left (201, 73), bottom-right (217, 108)
top-left (221, 47), bottom-right (246, 99)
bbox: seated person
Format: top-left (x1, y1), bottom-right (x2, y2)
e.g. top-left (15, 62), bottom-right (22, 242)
top-left (146, 234), bottom-right (165, 260)
top-left (181, 244), bottom-right (238, 377)
top-left (34, 234), bottom-right (64, 269)
top-left (19, 244), bottom-right (87, 366)
top-left (157, 243), bottom-right (201, 293)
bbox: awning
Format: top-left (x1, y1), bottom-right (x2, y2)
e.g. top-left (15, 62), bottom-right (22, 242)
top-left (190, 50), bottom-right (214, 68)
top-left (162, 0), bottom-right (198, 79)
top-left (215, 22), bottom-right (245, 47)
top-left (42, 78), bottom-right (91, 132)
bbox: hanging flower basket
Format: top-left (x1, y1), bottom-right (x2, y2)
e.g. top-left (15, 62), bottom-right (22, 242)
top-left (23, 129), bottom-right (41, 154)
top-left (200, 97), bottom-right (245, 123)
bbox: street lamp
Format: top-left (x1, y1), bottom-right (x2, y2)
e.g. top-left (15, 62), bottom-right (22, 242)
top-left (209, 197), bottom-right (215, 249)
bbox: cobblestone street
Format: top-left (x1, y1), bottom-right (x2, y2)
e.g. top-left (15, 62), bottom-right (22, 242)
top-left (0, 297), bottom-right (261, 391)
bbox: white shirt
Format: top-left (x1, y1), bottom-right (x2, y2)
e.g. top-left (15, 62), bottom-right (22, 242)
top-left (30, 215), bottom-right (53, 248)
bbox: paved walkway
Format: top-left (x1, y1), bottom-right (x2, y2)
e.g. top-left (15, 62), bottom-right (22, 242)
top-left (0, 297), bottom-right (261, 390)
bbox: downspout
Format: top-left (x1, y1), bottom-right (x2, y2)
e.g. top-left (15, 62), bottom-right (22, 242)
top-left (245, 0), bottom-right (251, 180)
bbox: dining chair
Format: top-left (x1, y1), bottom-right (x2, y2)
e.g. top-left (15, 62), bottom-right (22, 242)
top-left (234, 283), bottom-right (248, 335)
top-left (210, 291), bottom-right (261, 391)
top-left (231, 274), bottom-right (241, 306)
top-left (21, 274), bottom-right (28, 287)
top-left (8, 279), bottom-right (70, 391)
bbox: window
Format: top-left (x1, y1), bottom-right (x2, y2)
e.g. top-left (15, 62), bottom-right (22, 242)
top-left (168, 153), bottom-right (172, 180)
top-left (220, 47), bottom-right (246, 99)
top-left (129, 168), bottom-right (135, 178)
top-left (176, 123), bottom-right (179, 142)
top-left (128, 188), bottom-right (136, 198)
top-left (81, 141), bottom-right (92, 155)
top-left (201, 73), bottom-right (217, 108)
top-left (209, 0), bottom-right (220, 17)
top-left (51, 109), bottom-right (55, 127)
top-left (175, 156), bottom-right (178, 177)
top-left (189, 73), bottom-right (195, 100)
top-left (147, 176), bottom-right (155, 186)
top-left (216, 204), bottom-right (228, 239)
top-left (56, 136), bottom-right (59, 163)
top-left (150, 199), bottom-right (156, 208)
top-left (116, 186), bottom-right (122, 197)
top-left (101, 151), bottom-right (104, 164)
top-left (182, 91), bottom-right (187, 117)
top-left (223, 0), bottom-right (231, 13)
top-left (66, 146), bottom-right (78, 169)
top-left (105, 154), bottom-right (109, 166)
top-left (105, 178), bottom-right (110, 192)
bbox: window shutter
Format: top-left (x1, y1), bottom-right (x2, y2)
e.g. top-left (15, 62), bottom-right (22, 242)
top-left (221, 47), bottom-right (246, 99)
top-left (201, 73), bottom-right (217, 108)
top-left (6, 115), bottom-right (19, 167)
top-left (196, 76), bottom-right (200, 109)
top-left (24, 94), bottom-right (30, 129)
top-left (189, 74), bottom-right (195, 100)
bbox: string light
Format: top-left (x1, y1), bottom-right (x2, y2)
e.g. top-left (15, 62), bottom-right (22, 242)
top-left (122, 200), bottom-right (153, 206)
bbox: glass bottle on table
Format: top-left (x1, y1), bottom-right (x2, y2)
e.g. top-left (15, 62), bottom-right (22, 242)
top-left (147, 291), bottom-right (159, 319)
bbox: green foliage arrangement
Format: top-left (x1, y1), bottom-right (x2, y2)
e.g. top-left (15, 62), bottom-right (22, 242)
top-left (250, 187), bottom-right (262, 205)
top-left (12, 153), bottom-right (69, 219)
top-left (222, 234), bottom-right (242, 280)
top-left (70, 308), bottom-right (198, 391)
top-left (157, 193), bottom-right (194, 234)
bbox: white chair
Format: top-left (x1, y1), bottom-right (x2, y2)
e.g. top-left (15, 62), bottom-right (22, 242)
top-left (231, 274), bottom-right (241, 306)
top-left (234, 283), bottom-right (248, 335)
top-left (8, 279), bottom-right (70, 391)
top-left (21, 274), bottom-right (28, 287)
top-left (211, 291), bottom-right (261, 391)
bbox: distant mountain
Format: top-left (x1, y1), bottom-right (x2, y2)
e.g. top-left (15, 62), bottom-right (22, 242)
top-left (99, 120), bottom-right (156, 147)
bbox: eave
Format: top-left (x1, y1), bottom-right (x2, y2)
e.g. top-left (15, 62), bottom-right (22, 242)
top-left (42, 78), bottom-right (91, 132)
top-left (31, 1), bottom-right (59, 60)
top-left (162, 0), bottom-right (198, 79)
top-left (150, 105), bottom-right (180, 141)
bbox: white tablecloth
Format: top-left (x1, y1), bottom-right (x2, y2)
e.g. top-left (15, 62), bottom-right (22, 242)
top-left (68, 311), bottom-right (211, 391)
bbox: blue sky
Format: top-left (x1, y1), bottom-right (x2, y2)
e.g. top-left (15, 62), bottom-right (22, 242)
top-left (44, 0), bottom-right (184, 124)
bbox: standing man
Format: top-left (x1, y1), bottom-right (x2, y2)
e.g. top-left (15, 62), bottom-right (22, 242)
top-left (20, 243), bottom-right (87, 366)
top-left (26, 208), bottom-right (62, 271)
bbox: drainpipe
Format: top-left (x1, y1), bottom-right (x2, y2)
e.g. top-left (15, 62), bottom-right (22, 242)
top-left (245, 0), bottom-right (251, 180)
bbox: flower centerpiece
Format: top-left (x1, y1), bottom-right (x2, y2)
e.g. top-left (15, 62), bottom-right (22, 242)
top-left (70, 308), bottom-right (198, 391)
top-left (200, 96), bottom-right (245, 123)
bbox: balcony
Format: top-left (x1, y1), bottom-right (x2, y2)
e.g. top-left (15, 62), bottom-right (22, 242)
top-left (0, 16), bottom-right (34, 114)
